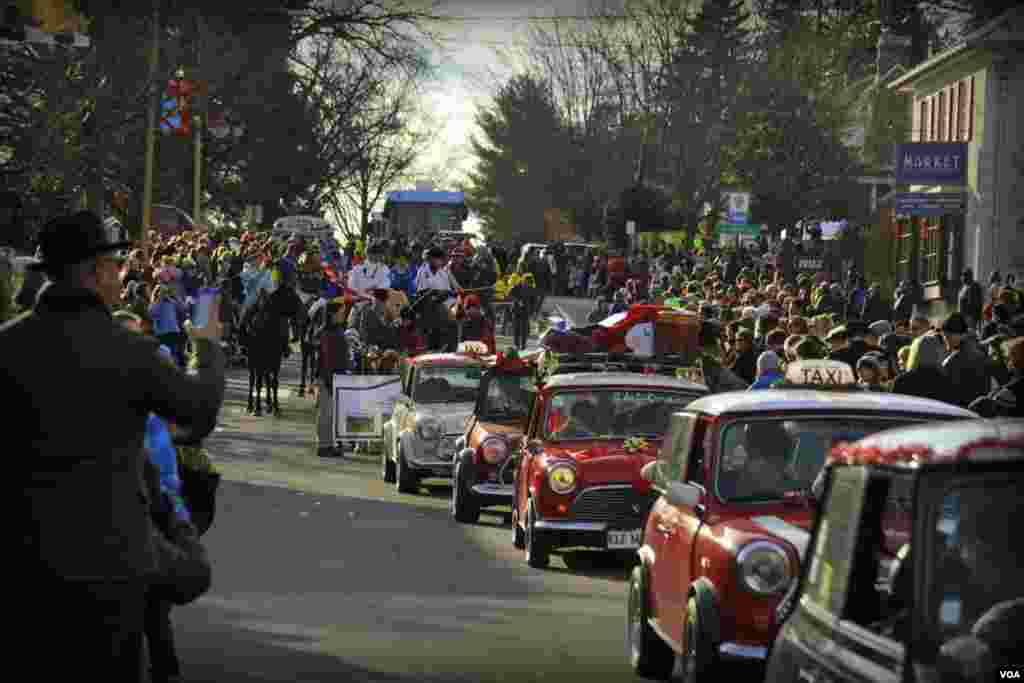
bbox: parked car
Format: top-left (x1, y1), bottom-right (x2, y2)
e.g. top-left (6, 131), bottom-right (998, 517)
top-left (381, 351), bottom-right (485, 493)
top-left (512, 353), bottom-right (709, 569)
top-left (626, 359), bottom-right (977, 681)
top-left (152, 204), bottom-right (194, 237)
top-left (452, 351), bottom-right (540, 524)
top-left (767, 418), bottom-right (1024, 683)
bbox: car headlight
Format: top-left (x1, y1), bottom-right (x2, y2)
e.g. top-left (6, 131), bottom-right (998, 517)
top-left (737, 541), bottom-right (793, 595)
top-left (547, 463), bottom-right (577, 495)
top-left (480, 437), bottom-right (509, 464)
top-left (416, 416), bottom-right (443, 441)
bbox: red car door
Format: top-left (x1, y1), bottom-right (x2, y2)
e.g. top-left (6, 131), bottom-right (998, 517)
top-left (654, 416), bottom-right (711, 647)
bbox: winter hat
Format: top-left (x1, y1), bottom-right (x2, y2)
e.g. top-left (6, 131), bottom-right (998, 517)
top-left (756, 350), bottom-right (781, 375)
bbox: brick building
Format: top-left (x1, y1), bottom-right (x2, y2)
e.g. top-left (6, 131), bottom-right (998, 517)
top-left (887, 7), bottom-right (1024, 318)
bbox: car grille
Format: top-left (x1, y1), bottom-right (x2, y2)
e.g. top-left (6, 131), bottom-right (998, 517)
top-left (568, 485), bottom-right (659, 524)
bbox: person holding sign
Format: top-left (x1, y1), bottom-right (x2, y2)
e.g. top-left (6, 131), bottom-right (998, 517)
top-left (316, 298), bottom-right (351, 457)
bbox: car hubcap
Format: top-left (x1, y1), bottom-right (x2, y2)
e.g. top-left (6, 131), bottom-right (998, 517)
top-left (453, 467), bottom-right (460, 511)
top-left (628, 580), bottom-right (642, 659)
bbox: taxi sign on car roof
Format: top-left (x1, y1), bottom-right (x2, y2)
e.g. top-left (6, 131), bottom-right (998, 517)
top-left (782, 359), bottom-right (857, 388)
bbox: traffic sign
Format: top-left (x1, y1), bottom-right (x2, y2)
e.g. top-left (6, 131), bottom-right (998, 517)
top-left (718, 223), bottom-right (760, 236)
top-left (724, 192), bottom-right (750, 224)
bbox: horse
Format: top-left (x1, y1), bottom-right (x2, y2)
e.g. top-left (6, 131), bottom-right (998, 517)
top-left (297, 295), bottom-right (325, 396)
top-left (240, 283), bottom-right (305, 416)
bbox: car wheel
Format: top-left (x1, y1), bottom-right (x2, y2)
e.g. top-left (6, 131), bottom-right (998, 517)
top-left (396, 447), bottom-right (418, 494)
top-left (452, 464), bottom-right (481, 524)
top-left (524, 500), bottom-right (549, 569)
top-left (511, 507), bottom-right (525, 549)
top-left (381, 445), bottom-right (396, 483)
top-left (627, 564), bottom-right (675, 680)
top-left (680, 596), bottom-right (714, 683)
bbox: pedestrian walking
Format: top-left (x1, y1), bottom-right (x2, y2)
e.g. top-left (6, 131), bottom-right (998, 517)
top-left (958, 268), bottom-right (984, 332)
top-left (5, 211), bottom-right (226, 681)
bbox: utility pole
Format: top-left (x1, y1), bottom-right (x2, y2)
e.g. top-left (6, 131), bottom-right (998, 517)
top-left (141, 0), bottom-right (161, 257)
top-left (192, 8), bottom-right (204, 228)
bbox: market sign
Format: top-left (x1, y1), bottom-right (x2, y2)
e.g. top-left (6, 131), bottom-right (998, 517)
top-left (895, 142), bottom-right (967, 185)
top-left (894, 192), bottom-right (966, 216)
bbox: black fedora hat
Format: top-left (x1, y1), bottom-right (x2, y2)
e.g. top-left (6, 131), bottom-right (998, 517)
top-left (31, 211), bottom-right (132, 272)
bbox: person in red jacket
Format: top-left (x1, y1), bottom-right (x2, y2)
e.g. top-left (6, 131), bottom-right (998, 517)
top-left (316, 298), bottom-right (350, 457)
top-left (456, 293), bottom-right (496, 353)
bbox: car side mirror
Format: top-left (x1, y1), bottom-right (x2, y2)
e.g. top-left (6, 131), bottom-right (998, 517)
top-left (665, 481), bottom-right (701, 508)
top-left (526, 439), bottom-right (544, 456)
top-left (640, 461), bottom-right (661, 484)
top-left (937, 635), bottom-right (996, 683)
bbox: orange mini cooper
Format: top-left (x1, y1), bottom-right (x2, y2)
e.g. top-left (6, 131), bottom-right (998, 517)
top-left (452, 351), bottom-right (541, 524)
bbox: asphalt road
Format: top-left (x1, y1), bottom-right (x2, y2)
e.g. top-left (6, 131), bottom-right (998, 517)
top-left (172, 338), bottom-right (680, 683)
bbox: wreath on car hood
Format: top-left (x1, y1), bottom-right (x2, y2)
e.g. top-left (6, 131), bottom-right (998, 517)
top-left (623, 437), bottom-right (650, 453)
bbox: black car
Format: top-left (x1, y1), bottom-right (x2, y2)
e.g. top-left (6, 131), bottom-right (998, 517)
top-left (766, 418), bottom-right (1024, 683)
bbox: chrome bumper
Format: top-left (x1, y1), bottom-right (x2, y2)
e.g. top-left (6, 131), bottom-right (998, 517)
top-left (470, 483), bottom-right (514, 498)
top-left (533, 520), bottom-right (608, 532)
top-left (718, 642), bottom-right (768, 661)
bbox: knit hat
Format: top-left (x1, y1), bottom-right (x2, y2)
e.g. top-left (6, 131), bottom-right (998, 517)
top-left (757, 350), bottom-right (781, 375)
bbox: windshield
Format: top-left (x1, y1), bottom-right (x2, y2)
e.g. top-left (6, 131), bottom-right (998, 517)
top-left (413, 365), bottom-right (481, 404)
top-left (544, 389), bottom-right (702, 440)
top-left (929, 476), bottom-right (1023, 644)
top-left (481, 374), bottom-right (534, 419)
top-left (716, 418), bottom-right (920, 502)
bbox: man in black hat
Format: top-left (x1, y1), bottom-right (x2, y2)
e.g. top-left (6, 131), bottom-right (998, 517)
top-left (940, 311), bottom-right (990, 408)
top-left (2, 210), bottom-right (227, 680)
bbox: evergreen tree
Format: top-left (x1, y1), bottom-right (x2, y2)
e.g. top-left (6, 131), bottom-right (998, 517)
top-left (465, 75), bottom-right (573, 242)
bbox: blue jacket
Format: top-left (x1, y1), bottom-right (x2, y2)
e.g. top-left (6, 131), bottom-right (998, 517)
top-left (390, 264), bottom-right (417, 298)
top-left (149, 298), bottom-right (181, 336)
top-left (145, 346), bottom-right (190, 522)
top-left (749, 372), bottom-right (784, 390)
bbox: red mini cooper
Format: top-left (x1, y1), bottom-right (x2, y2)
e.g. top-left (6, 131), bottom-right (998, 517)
top-left (512, 356), bottom-right (708, 569)
top-left (626, 360), bottom-right (977, 681)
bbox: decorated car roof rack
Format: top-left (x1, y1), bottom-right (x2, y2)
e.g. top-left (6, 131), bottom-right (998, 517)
top-left (539, 351), bottom-right (704, 382)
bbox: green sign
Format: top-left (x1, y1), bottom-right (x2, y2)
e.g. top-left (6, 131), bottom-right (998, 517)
top-left (717, 223), bottom-right (761, 236)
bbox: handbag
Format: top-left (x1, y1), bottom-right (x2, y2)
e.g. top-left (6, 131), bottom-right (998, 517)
top-left (149, 515), bottom-right (213, 606)
top-left (144, 460), bottom-right (213, 606)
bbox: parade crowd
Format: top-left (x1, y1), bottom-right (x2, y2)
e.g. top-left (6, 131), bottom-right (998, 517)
top-left (5, 211), bottom-right (1024, 680)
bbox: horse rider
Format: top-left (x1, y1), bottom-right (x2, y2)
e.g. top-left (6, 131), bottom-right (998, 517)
top-left (349, 241), bottom-right (391, 299)
top-left (414, 245), bottom-right (461, 352)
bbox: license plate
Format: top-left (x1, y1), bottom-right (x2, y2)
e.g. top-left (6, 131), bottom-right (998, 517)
top-left (346, 417), bottom-right (374, 434)
top-left (607, 529), bottom-right (642, 549)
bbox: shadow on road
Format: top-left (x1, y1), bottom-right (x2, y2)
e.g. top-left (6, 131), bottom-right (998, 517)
top-left (177, 480), bottom-right (639, 682)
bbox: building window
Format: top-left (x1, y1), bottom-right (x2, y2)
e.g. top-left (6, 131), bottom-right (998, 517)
top-left (938, 91), bottom-right (947, 140)
top-left (958, 78), bottom-right (974, 142)
top-left (897, 219), bottom-right (914, 281)
top-left (922, 220), bottom-right (944, 284)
